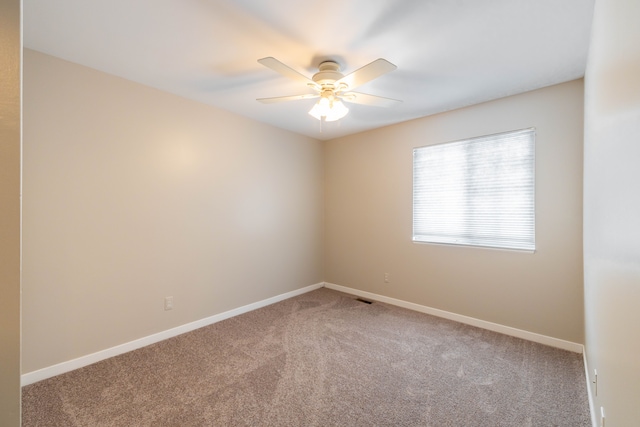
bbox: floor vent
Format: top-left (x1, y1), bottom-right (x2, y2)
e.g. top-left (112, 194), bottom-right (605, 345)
top-left (355, 298), bottom-right (373, 304)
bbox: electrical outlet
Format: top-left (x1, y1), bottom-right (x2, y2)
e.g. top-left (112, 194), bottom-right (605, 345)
top-left (384, 273), bottom-right (390, 283)
top-left (164, 296), bottom-right (174, 311)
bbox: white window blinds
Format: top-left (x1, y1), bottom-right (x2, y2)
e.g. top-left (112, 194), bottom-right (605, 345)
top-left (412, 128), bottom-right (535, 251)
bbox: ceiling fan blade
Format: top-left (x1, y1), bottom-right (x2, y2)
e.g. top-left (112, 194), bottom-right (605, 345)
top-left (257, 94), bottom-right (319, 104)
top-left (336, 58), bottom-right (397, 91)
top-left (258, 57), bottom-right (319, 89)
top-left (340, 92), bottom-right (402, 107)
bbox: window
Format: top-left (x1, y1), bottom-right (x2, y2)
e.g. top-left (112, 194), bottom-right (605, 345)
top-left (412, 128), bottom-right (535, 251)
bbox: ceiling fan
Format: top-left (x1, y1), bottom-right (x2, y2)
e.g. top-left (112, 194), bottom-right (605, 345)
top-left (257, 57), bottom-right (401, 121)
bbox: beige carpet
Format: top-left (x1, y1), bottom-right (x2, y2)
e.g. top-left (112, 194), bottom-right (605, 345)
top-left (22, 288), bottom-right (591, 426)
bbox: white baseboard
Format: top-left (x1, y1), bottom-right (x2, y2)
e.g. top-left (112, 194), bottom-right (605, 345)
top-left (21, 282), bottom-right (325, 386)
top-left (23, 281), bottom-right (584, 386)
top-left (583, 350), bottom-right (598, 427)
top-left (323, 282), bottom-right (584, 353)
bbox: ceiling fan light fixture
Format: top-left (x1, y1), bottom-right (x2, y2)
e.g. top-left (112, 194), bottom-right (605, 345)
top-left (258, 56), bottom-right (399, 122)
top-left (308, 98), bottom-right (349, 122)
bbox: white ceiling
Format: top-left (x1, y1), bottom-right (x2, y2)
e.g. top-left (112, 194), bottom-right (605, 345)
top-left (24, 0), bottom-right (595, 141)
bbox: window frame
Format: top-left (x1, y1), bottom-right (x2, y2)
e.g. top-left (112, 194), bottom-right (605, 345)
top-left (412, 128), bottom-right (536, 252)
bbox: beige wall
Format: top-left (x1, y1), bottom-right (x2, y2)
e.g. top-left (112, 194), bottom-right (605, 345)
top-left (584, 0), bottom-right (640, 424)
top-left (0, 1), bottom-right (22, 425)
top-left (22, 50), bottom-right (324, 373)
top-left (325, 80), bottom-right (584, 343)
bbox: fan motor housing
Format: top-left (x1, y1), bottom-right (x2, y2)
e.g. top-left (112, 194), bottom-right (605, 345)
top-left (312, 61), bottom-right (344, 87)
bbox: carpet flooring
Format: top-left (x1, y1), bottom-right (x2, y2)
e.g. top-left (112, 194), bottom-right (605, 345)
top-left (22, 288), bottom-right (591, 426)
